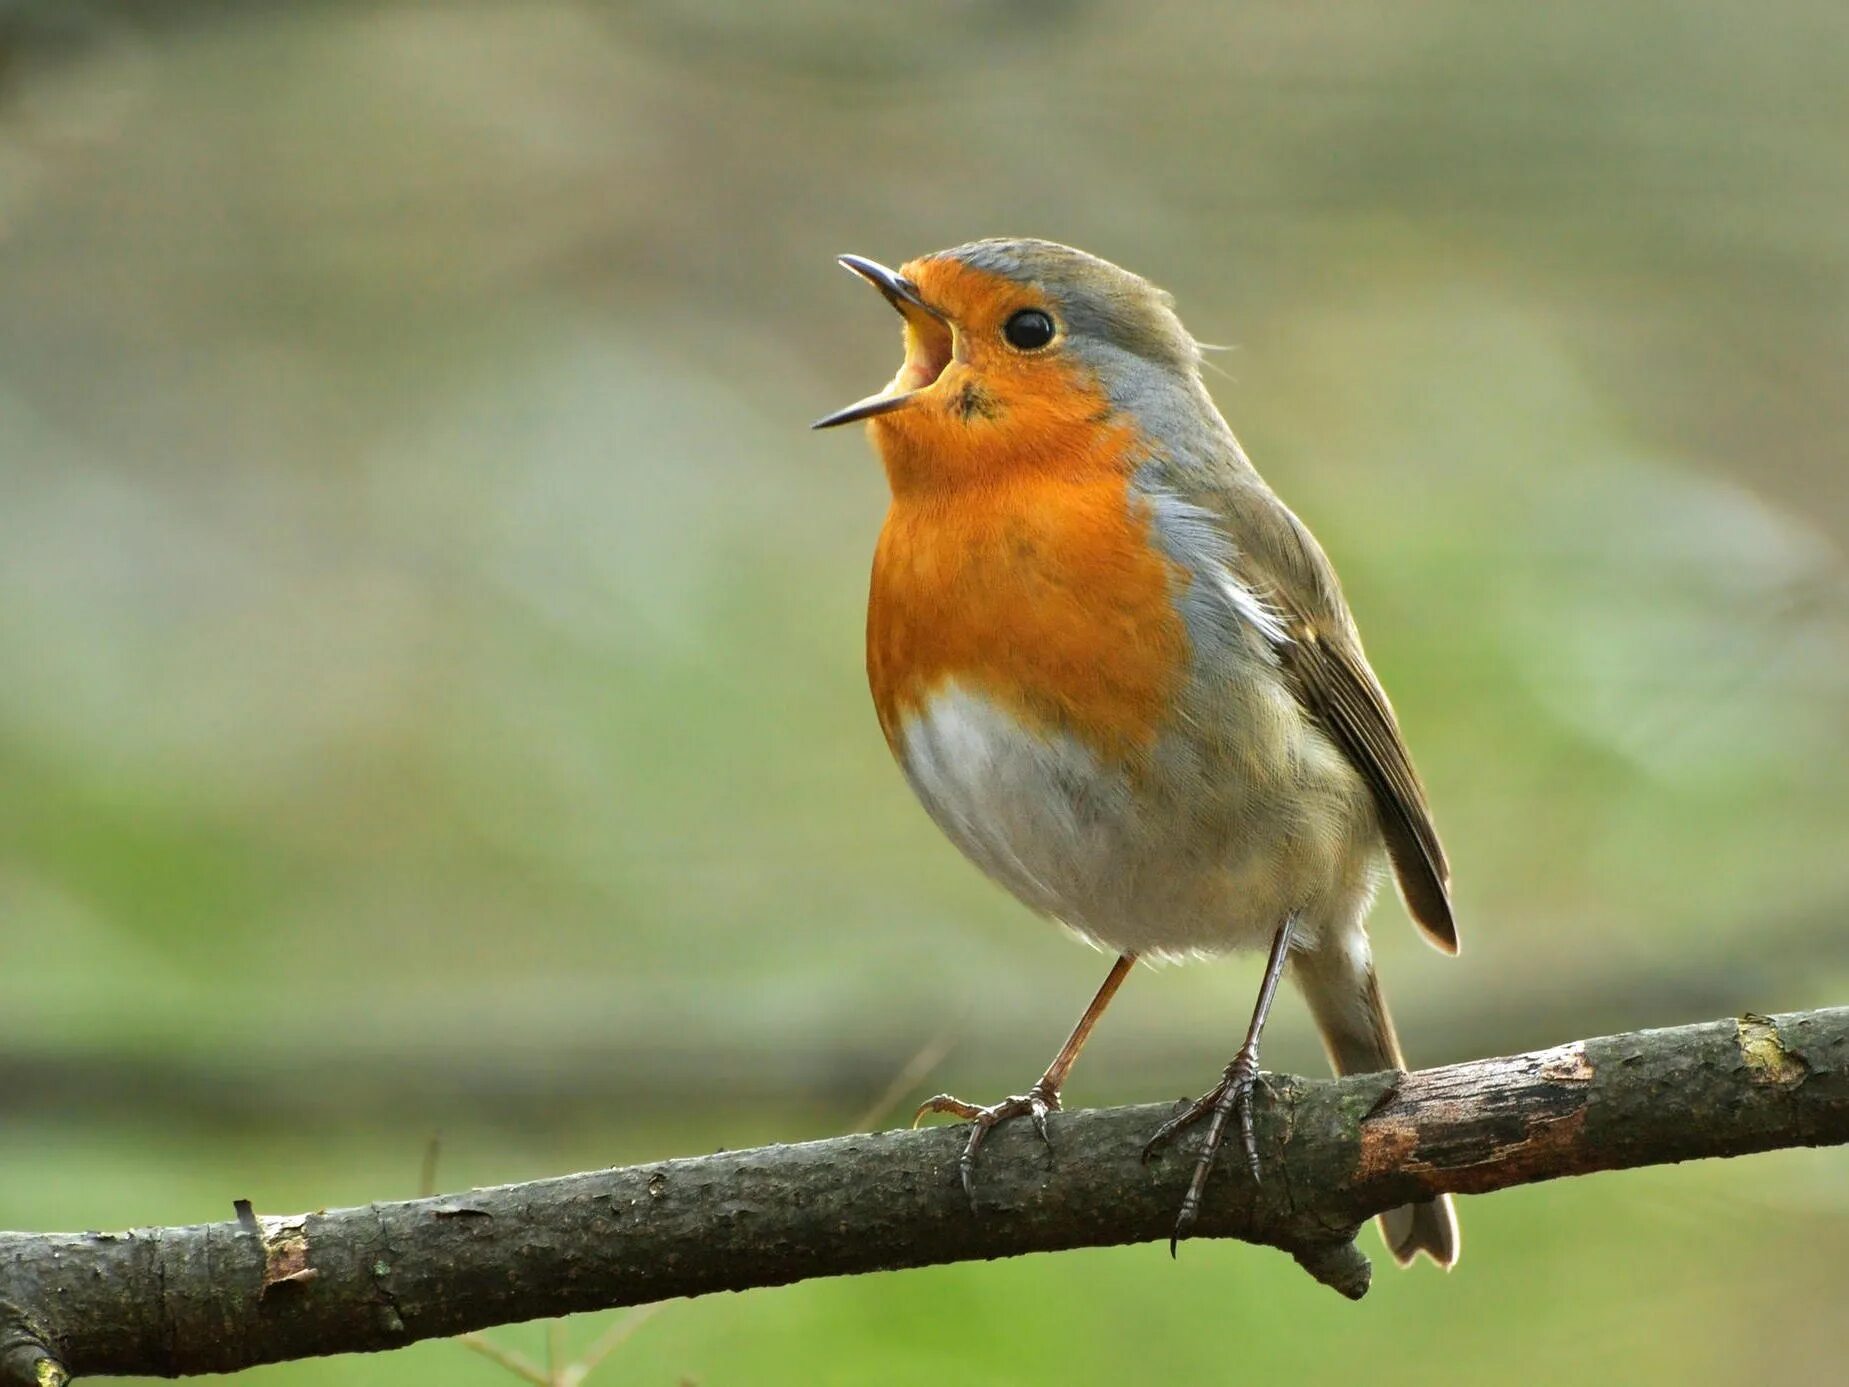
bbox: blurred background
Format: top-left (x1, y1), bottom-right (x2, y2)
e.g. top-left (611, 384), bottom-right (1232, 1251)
top-left (2, 1), bottom-right (1845, 1382)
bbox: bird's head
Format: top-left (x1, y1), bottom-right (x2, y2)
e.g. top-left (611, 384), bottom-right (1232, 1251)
top-left (814, 239), bottom-right (1209, 494)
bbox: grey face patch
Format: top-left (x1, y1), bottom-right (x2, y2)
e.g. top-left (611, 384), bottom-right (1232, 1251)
top-left (1067, 336), bottom-right (1238, 470)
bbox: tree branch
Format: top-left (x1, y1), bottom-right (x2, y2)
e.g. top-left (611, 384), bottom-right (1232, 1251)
top-left (3, 1008), bottom-right (1844, 1383)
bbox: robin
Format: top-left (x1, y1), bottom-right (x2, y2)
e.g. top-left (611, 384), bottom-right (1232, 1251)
top-left (813, 239), bottom-right (1459, 1267)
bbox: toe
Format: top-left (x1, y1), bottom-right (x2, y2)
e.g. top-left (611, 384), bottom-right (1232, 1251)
top-left (913, 1093), bottom-right (982, 1127)
top-left (1142, 1085), bottom-right (1228, 1160)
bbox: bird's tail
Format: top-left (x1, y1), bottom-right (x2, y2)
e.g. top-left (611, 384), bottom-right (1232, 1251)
top-left (1292, 935), bottom-right (1459, 1269)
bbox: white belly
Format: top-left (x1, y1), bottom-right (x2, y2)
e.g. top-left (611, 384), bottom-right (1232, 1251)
top-left (896, 682), bottom-right (1380, 960)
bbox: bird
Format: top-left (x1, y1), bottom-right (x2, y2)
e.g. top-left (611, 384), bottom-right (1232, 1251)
top-left (812, 238), bottom-right (1459, 1268)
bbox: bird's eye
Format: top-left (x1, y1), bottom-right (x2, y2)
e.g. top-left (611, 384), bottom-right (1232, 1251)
top-left (1003, 308), bottom-right (1056, 351)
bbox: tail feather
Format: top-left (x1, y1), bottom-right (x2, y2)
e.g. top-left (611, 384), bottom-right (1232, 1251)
top-left (1380, 1196), bottom-right (1459, 1268)
top-left (1292, 933), bottom-right (1460, 1270)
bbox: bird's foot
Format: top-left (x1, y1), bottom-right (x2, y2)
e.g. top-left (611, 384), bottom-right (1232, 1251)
top-left (1141, 1044), bottom-right (1265, 1253)
top-left (913, 1082), bottom-right (1060, 1201)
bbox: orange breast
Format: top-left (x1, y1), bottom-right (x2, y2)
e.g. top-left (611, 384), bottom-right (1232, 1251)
top-left (866, 434), bottom-right (1188, 766)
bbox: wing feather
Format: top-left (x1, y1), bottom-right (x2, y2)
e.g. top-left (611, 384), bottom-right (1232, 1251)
top-left (1196, 477), bottom-right (1457, 952)
top-left (1269, 596), bottom-right (1456, 951)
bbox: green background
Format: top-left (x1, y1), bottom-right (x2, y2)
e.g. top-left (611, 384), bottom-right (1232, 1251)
top-left (1, 2), bottom-right (1845, 1382)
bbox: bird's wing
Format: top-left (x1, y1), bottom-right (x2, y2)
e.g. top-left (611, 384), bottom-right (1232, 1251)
top-left (1204, 479), bottom-right (1457, 953)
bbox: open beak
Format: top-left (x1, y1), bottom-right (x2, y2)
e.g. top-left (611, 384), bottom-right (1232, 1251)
top-left (837, 254), bottom-right (941, 319)
top-left (812, 255), bottom-right (954, 430)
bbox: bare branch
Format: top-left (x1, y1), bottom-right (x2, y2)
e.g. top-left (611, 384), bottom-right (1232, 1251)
top-left (2, 1008), bottom-right (1843, 1383)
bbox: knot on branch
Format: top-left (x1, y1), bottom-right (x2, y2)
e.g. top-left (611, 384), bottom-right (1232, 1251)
top-left (0, 1308), bottom-right (68, 1387)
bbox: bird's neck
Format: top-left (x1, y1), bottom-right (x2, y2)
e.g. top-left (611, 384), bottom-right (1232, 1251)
top-left (869, 384), bottom-right (1136, 501)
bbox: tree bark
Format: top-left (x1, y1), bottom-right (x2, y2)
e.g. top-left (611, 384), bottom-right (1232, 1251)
top-left (3, 1008), bottom-right (1844, 1383)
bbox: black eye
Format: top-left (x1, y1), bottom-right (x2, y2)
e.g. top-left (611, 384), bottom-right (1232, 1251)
top-left (1003, 308), bottom-right (1055, 351)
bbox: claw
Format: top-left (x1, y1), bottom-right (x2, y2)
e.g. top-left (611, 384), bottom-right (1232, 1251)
top-left (1169, 1202), bottom-right (1195, 1258)
top-left (1142, 1046), bottom-right (1267, 1251)
top-left (913, 1083), bottom-right (1061, 1203)
top-left (1030, 1104), bottom-right (1052, 1145)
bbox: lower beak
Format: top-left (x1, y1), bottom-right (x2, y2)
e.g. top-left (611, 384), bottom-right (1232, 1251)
top-left (812, 254), bottom-right (947, 430)
top-left (811, 388), bottom-right (916, 430)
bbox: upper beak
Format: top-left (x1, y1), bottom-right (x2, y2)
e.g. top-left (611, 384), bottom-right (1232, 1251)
top-left (812, 254), bottom-right (947, 430)
top-left (835, 254), bottom-right (943, 321)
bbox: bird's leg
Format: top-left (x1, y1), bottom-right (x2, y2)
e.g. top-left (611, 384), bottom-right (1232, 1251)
top-left (1143, 911), bottom-right (1299, 1251)
top-left (915, 953), bottom-right (1135, 1199)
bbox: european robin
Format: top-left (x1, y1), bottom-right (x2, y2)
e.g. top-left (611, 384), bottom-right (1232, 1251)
top-left (814, 239), bottom-right (1459, 1267)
